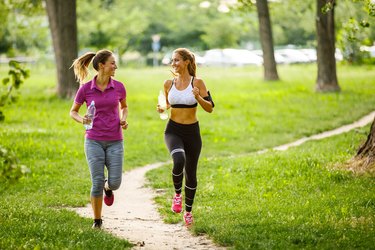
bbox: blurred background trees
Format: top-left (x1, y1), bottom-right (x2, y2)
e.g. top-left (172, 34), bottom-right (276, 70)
top-left (0, 0), bottom-right (374, 96)
top-left (0, 0), bottom-right (373, 62)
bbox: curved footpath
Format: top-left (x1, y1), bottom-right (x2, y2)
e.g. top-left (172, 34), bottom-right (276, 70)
top-left (72, 111), bottom-right (375, 250)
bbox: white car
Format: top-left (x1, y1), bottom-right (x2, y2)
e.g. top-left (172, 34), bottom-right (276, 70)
top-left (299, 48), bottom-right (317, 62)
top-left (360, 45), bottom-right (375, 57)
top-left (253, 49), bottom-right (289, 64)
top-left (275, 49), bottom-right (311, 64)
top-left (203, 48), bottom-right (263, 66)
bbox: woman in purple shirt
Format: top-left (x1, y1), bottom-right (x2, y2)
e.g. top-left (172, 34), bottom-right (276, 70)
top-left (70, 49), bottom-right (128, 229)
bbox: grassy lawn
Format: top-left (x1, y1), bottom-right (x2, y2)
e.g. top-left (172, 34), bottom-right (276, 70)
top-left (148, 127), bottom-right (374, 249)
top-left (0, 63), bottom-right (374, 249)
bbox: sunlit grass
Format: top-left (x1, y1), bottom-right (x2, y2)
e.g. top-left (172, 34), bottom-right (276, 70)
top-left (148, 125), bottom-right (375, 249)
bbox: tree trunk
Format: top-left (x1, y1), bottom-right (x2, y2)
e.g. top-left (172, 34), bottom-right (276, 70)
top-left (256, 0), bottom-right (279, 81)
top-left (357, 118), bottom-right (375, 158)
top-left (45, 0), bottom-right (78, 99)
top-left (315, 0), bottom-right (340, 92)
top-left (346, 116), bottom-right (375, 175)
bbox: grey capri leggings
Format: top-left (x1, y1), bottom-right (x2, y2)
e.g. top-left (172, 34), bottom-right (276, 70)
top-left (84, 138), bottom-right (124, 197)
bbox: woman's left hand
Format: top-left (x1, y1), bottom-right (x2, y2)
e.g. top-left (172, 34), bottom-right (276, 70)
top-left (120, 120), bottom-right (128, 130)
top-left (192, 86), bottom-right (200, 99)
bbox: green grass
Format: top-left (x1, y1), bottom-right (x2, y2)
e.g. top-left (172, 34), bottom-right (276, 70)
top-left (148, 127), bottom-right (374, 249)
top-left (0, 63), bottom-right (374, 249)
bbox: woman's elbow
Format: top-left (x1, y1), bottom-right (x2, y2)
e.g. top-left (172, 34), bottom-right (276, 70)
top-left (69, 110), bottom-right (77, 119)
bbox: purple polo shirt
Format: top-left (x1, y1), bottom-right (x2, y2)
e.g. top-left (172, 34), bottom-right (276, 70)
top-left (74, 76), bottom-right (126, 141)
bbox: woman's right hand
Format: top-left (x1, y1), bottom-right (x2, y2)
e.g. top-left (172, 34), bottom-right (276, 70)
top-left (82, 114), bottom-right (92, 125)
top-left (156, 104), bottom-right (164, 113)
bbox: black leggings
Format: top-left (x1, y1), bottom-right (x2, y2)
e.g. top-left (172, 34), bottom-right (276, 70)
top-left (164, 119), bottom-right (202, 212)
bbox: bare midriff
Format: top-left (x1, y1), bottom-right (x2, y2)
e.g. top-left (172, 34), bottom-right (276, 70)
top-left (170, 107), bottom-right (198, 124)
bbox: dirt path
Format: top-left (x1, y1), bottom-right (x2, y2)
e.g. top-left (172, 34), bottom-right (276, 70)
top-left (73, 162), bottom-right (225, 250)
top-left (272, 111), bottom-right (375, 151)
top-left (72, 111), bottom-right (375, 250)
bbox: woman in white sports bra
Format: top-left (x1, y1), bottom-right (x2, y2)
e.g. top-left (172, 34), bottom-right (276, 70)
top-left (157, 48), bottom-right (214, 226)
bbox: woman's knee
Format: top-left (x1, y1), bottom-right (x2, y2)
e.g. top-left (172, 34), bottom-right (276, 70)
top-left (185, 178), bottom-right (197, 189)
top-left (91, 178), bottom-right (105, 196)
top-left (185, 167), bottom-right (197, 188)
top-left (172, 151), bottom-right (185, 171)
top-left (108, 176), bottom-right (122, 190)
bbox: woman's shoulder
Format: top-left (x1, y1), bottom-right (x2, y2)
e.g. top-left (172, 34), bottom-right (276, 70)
top-left (164, 79), bottom-right (173, 88)
top-left (112, 78), bottom-right (126, 88)
top-left (192, 76), bottom-right (205, 87)
top-left (79, 80), bottom-right (93, 90)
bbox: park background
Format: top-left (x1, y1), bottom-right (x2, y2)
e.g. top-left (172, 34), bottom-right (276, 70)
top-left (1, 0), bottom-right (375, 249)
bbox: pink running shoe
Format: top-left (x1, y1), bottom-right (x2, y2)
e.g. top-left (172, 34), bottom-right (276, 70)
top-left (103, 180), bottom-right (114, 206)
top-left (183, 212), bottom-right (194, 226)
top-left (171, 193), bottom-right (182, 213)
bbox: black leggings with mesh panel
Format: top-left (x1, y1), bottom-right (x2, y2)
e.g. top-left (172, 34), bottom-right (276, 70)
top-left (164, 119), bottom-right (202, 212)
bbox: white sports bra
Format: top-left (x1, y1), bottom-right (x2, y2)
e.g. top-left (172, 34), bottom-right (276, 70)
top-left (168, 77), bottom-right (197, 108)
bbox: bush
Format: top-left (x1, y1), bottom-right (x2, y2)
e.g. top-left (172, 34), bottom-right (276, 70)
top-left (0, 145), bottom-right (30, 189)
top-left (0, 60), bottom-right (29, 121)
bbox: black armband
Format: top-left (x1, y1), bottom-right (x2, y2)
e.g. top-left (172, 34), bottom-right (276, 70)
top-left (203, 91), bottom-right (215, 108)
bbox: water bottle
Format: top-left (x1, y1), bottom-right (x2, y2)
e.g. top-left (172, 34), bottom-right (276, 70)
top-left (158, 90), bottom-right (168, 120)
top-left (85, 100), bottom-right (96, 130)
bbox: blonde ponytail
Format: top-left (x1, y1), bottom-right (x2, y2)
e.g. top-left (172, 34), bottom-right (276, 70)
top-left (71, 52), bottom-right (96, 84)
top-left (71, 49), bottom-right (113, 84)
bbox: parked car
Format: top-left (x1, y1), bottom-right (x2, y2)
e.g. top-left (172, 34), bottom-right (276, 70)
top-left (275, 49), bottom-right (311, 64)
top-left (203, 48), bottom-right (263, 66)
top-left (299, 48), bottom-right (317, 62)
top-left (252, 49), bottom-right (289, 64)
top-left (335, 48), bottom-right (344, 61)
top-left (360, 45), bottom-right (375, 57)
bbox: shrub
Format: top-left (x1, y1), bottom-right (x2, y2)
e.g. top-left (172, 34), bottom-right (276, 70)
top-left (0, 145), bottom-right (30, 189)
top-left (0, 60), bottom-right (29, 121)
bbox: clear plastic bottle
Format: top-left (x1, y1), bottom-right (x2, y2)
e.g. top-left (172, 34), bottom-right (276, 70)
top-left (158, 90), bottom-right (168, 120)
top-left (85, 100), bottom-right (96, 130)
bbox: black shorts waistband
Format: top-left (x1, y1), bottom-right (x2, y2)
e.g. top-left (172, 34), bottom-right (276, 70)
top-left (165, 119), bottom-right (200, 135)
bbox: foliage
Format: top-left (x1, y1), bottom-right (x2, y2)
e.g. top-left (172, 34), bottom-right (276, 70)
top-left (275, 1), bottom-right (316, 46)
top-left (361, 0), bottom-right (375, 16)
top-left (200, 17), bottom-right (243, 48)
top-left (0, 0), bottom-right (47, 56)
top-left (1, 0), bottom-right (374, 58)
top-left (0, 145), bottom-right (30, 189)
top-left (333, 1), bottom-right (374, 65)
top-left (0, 60), bottom-right (29, 121)
top-left (337, 18), bottom-right (371, 63)
top-left (77, 0), bottom-right (149, 57)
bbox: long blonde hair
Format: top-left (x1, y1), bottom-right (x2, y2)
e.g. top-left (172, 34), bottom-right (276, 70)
top-left (71, 49), bottom-right (113, 83)
top-left (173, 48), bottom-right (197, 77)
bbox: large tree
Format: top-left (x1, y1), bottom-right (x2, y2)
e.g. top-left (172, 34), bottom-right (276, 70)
top-left (237, 0), bottom-right (279, 81)
top-left (45, 0), bottom-right (78, 98)
top-left (315, 0), bottom-right (340, 92)
top-left (255, 0), bottom-right (279, 81)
